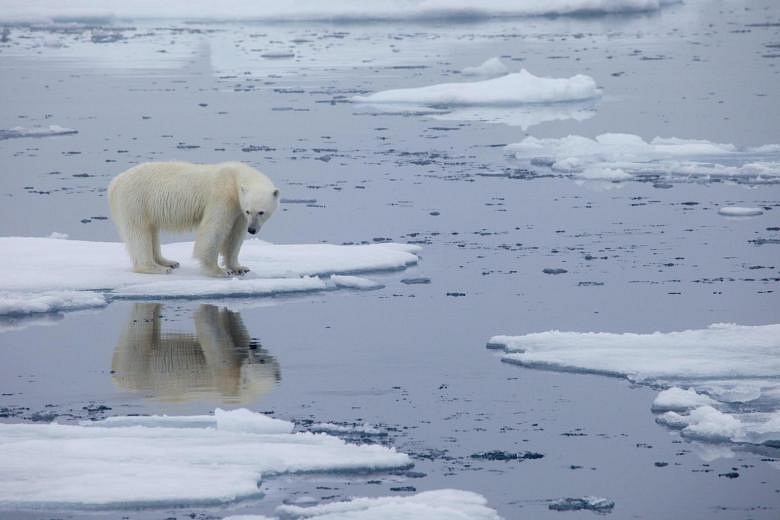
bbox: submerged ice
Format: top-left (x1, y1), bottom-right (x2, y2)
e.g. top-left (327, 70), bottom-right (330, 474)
top-left (0, 408), bottom-right (410, 507)
top-left (488, 324), bottom-right (780, 446)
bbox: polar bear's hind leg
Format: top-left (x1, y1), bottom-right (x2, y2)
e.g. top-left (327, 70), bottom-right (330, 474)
top-left (152, 228), bottom-right (180, 269)
top-left (126, 224), bottom-right (172, 274)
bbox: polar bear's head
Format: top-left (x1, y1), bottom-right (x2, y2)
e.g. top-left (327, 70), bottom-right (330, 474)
top-left (239, 184), bottom-right (279, 235)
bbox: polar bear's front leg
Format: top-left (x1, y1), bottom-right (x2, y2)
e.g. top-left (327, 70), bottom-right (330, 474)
top-left (222, 216), bottom-right (250, 275)
top-left (194, 208), bottom-right (235, 277)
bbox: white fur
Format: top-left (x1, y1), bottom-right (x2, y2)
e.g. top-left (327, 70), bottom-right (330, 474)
top-left (108, 161), bottom-right (279, 276)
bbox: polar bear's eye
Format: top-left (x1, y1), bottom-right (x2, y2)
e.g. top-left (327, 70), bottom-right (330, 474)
top-left (245, 210), bottom-right (250, 215)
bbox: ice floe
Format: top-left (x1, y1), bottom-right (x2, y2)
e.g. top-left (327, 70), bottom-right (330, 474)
top-left (0, 237), bottom-right (420, 315)
top-left (0, 125), bottom-right (77, 140)
top-left (718, 206), bottom-right (764, 217)
top-left (0, 0), bottom-right (681, 24)
top-left (508, 133), bottom-right (780, 184)
top-left (0, 408), bottom-right (410, 507)
top-left (488, 324), bottom-right (780, 447)
top-left (353, 70), bottom-right (600, 129)
top-left (353, 70), bottom-right (600, 107)
top-left (271, 489), bottom-right (503, 520)
top-left (461, 57), bottom-right (508, 78)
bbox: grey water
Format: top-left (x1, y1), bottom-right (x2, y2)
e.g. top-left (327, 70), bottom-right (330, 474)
top-left (1, 0), bottom-right (780, 518)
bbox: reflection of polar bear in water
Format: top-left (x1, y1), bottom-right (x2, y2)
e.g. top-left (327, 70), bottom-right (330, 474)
top-left (112, 303), bottom-right (280, 403)
top-left (108, 161), bottom-right (279, 276)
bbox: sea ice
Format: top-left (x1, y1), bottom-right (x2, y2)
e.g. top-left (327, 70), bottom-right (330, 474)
top-left (0, 290), bottom-right (107, 316)
top-left (507, 133), bottom-right (780, 184)
top-left (717, 206), bottom-right (764, 217)
top-left (0, 408), bottom-right (411, 507)
top-left (488, 324), bottom-right (780, 446)
top-left (0, 125), bottom-right (77, 140)
top-left (309, 422), bottom-right (384, 436)
top-left (461, 57), bottom-right (508, 78)
top-left (353, 70), bottom-right (601, 107)
top-left (0, 237), bottom-right (421, 314)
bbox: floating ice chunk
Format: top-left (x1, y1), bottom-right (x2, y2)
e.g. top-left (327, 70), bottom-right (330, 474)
top-left (461, 57), bottom-right (508, 77)
top-left (353, 70), bottom-right (601, 107)
top-left (658, 407), bottom-right (780, 445)
top-left (507, 133), bottom-right (780, 184)
top-left (652, 387), bottom-right (717, 412)
top-left (0, 290), bottom-right (107, 317)
top-left (488, 324), bottom-right (780, 446)
top-left (548, 496), bottom-right (614, 512)
top-left (330, 275), bottom-right (384, 290)
top-left (0, 237), bottom-right (421, 313)
top-left (272, 489), bottom-right (503, 520)
top-left (718, 206), bottom-right (764, 217)
top-left (0, 1), bottom-right (679, 24)
top-left (0, 409), bottom-right (410, 507)
top-left (0, 124), bottom-right (77, 140)
top-left (489, 324), bottom-right (780, 380)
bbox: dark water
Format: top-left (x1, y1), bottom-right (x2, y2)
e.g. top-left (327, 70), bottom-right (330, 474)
top-left (1, 1), bottom-right (779, 518)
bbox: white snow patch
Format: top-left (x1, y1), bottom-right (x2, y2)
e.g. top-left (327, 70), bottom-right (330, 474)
top-left (0, 237), bottom-right (421, 314)
top-left (488, 324), bottom-right (780, 446)
top-left (0, 1), bottom-right (680, 23)
top-left (0, 408), bottom-right (410, 507)
top-left (353, 70), bottom-right (601, 106)
top-left (0, 125), bottom-right (77, 140)
top-left (507, 133), bottom-right (780, 184)
top-left (330, 275), bottom-right (384, 291)
top-left (718, 206), bottom-right (764, 217)
top-left (0, 290), bottom-right (107, 316)
top-left (461, 57), bottom-right (508, 78)
top-left (271, 489), bottom-right (503, 520)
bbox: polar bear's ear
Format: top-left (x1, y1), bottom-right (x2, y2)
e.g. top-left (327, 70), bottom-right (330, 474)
top-left (273, 189), bottom-right (280, 198)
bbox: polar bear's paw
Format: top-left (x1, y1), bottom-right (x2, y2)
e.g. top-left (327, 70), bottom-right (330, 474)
top-left (134, 263), bottom-right (173, 275)
top-left (226, 265), bottom-right (251, 276)
top-left (158, 259), bottom-right (180, 269)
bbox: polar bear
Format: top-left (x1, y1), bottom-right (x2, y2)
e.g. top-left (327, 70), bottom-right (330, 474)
top-left (108, 161), bottom-right (279, 277)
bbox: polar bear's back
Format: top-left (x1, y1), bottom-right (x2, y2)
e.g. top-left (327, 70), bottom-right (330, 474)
top-left (109, 161), bottom-right (239, 232)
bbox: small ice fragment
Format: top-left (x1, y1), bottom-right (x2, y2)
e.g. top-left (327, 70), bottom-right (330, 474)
top-left (461, 57), bottom-right (508, 77)
top-left (718, 206), bottom-right (763, 217)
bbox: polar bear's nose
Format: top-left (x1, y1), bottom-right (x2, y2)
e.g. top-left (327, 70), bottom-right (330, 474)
top-left (248, 227), bottom-right (257, 235)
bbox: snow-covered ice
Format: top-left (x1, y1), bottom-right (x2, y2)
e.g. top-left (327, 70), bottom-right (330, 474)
top-left (461, 57), bottom-right (508, 78)
top-left (0, 290), bottom-right (107, 316)
top-left (0, 237), bottom-right (420, 314)
top-left (0, 408), bottom-right (411, 507)
top-left (0, 125), bottom-right (77, 140)
top-left (718, 206), bottom-right (764, 217)
top-left (508, 133), bottom-right (780, 184)
top-left (0, 0), bottom-right (680, 23)
top-left (488, 324), bottom-right (780, 446)
top-left (271, 489), bottom-right (503, 520)
top-left (353, 70), bottom-right (601, 107)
